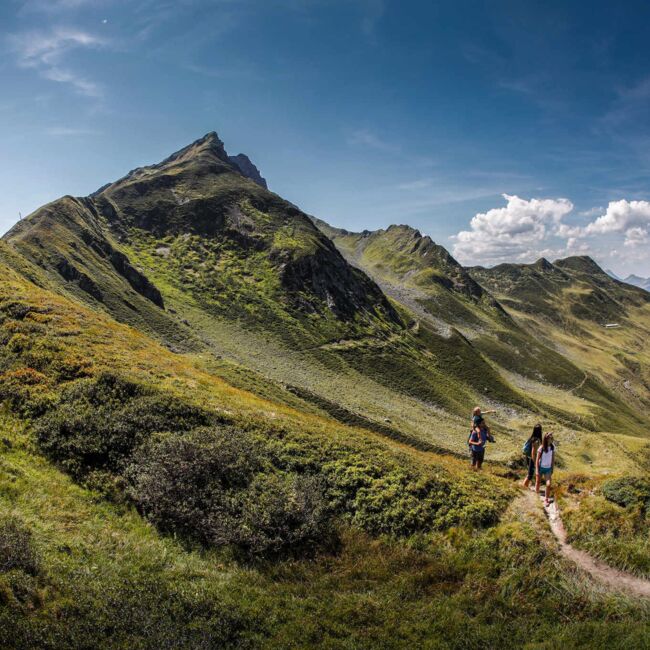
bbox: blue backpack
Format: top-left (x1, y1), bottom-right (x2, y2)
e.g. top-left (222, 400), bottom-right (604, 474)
top-left (522, 437), bottom-right (533, 456)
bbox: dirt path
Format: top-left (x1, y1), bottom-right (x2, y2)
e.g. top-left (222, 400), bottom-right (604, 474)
top-left (570, 371), bottom-right (589, 394)
top-left (523, 490), bottom-right (650, 598)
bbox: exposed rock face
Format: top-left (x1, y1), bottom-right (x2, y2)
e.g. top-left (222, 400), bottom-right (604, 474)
top-left (55, 256), bottom-right (103, 301)
top-left (228, 153), bottom-right (268, 189)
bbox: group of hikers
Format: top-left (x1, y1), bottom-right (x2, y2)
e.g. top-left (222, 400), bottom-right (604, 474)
top-left (469, 407), bottom-right (555, 505)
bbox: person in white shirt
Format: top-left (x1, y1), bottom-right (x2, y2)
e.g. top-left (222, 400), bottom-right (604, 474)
top-left (535, 432), bottom-right (555, 506)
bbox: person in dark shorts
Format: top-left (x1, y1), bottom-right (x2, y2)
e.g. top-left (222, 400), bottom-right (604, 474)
top-left (469, 424), bottom-right (488, 470)
top-left (522, 424), bottom-right (543, 489)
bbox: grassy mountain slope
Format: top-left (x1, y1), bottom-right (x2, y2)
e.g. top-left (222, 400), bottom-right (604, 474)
top-left (3, 134), bottom-right (557, 459)
top-left (469, 257), bottom-right (650, 430)
top-left (313, 221), bottom-right (647, 444)
top-left (1, 250), bottom-right (649, 648)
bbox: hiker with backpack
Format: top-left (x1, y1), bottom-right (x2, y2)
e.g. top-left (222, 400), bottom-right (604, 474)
top-left (536, 432), bottom-right (556, 506)
top-left (522, 424), bottom-right (543, 489)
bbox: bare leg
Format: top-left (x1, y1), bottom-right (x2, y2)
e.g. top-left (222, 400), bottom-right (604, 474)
top-left (545, 477), bottom-right (552, 505)
top-left (535, 472), bottom-right (541, 494)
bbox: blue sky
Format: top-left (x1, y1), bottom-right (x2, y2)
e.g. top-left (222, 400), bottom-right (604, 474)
top-left (2, 0), bottom-right (650, 276)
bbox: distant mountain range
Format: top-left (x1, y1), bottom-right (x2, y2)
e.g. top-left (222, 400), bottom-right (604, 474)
top-left (623, 274), bottom-right (650, 292)
top-left (606, 268), bottom-right (650, 291)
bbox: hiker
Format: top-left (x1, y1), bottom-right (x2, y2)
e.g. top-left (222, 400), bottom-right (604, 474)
top-left (472, 406), bottom-right (496, 442)
top-left (468, 422), bottom-right (488, 470)
top-left (536, 432), bottom-right (555, 506)
top-left (522, 423), bottom-right (543, 489)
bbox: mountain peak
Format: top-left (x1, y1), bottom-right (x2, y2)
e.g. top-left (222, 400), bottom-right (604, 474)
top-left (554, 255), bottom-right (605, 276)
top-left (533, 257), bottom-right (554, 272)
top-left (159, 131), bottom-right (229, 167)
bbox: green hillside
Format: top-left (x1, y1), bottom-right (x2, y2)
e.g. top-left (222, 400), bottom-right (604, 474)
top-left (3, 134), bottom-right (559, 459)
top-left (2, 133), bottom-right (650, 647)
top-left (2, 230), bottom-right (649, 649)
top-left (314, 221), bottom-right (648, 442)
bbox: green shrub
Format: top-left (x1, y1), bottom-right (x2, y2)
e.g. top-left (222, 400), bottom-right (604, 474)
top-left (0, 368), bottom-right (53, 416)
top-left (0, 516), bottom-right (40, 576)
top-left (35, 373), bottom-right (212, 478)
top-left (602, 477), bottom-right (650, 509)
top-left (127, 427), bottom-right (332, 559)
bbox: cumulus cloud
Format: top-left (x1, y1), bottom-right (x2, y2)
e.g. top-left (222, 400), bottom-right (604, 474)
top-left (583, 199), bottom-right (650, 243)
top-left (452, 194), bottom-right (573, 264)
top-left (624, 226), bottom-right (650, 247)
top-left (9, 26), bottom-right (106, 97)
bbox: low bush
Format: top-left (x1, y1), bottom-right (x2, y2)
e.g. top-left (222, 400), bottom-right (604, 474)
top-left (127, 427), bottom-right (332, 559)
top-left (0, 516), bottom-right (40, 576)
top-left (35, 373), bottom-right (212, 478)
top-left (0, 368), bottom-right (53, 417)
top-left (602, 476), bottom-right (650, 509)
top-left (0, 570), bottom-right (258, 650)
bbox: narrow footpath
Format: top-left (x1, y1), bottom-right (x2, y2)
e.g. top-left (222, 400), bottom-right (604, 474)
top-left (524, 490), bottom-right (650, 598)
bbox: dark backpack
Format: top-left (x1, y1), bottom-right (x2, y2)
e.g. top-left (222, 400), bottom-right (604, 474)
top-left (522, 437), bottom-right (533, 456)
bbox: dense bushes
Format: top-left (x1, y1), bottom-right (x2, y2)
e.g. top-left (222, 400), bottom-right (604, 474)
top-left (602, 477), bottom-right (650, 509)
top-left (127, 428), bottom-right (331, 559)
top-left (5, 367), bottom-right (508, 561)
top-left (35, 373), bottom-right (212, 479)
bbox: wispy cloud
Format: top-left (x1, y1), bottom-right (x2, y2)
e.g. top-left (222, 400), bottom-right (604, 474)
top-left (359, 0), bottom-right (385, 38)
top-left (347, 128), bottom-right (397, 153)
top-left (8, 26), bottom-right (107, 98)
top-left (579, 206), bottom-right (604, 217)
top-left (397, 178), bottom-right (433, 191)
top-left (45, 126), bottom-right (101, 136)
top-left (347, 128), bottom-right (434, 168)
top-left (20, 0), bottom-right (111, 13)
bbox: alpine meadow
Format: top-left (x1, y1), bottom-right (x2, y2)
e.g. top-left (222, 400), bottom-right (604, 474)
top-left (2, 2), bottom-right (650, 649)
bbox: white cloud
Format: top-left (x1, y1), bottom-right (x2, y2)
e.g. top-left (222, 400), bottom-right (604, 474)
top-left (624, 227), bottom-right (649, 247)
top-left (584, 199), bottom-right (650, 235)
top-left (569, 199), bottom-right (650, 249)
top-left (452, 194), bottom-right (573, 264)
top-left (9, 27), bottom-right (106, 98)
top-left (579, 206), bottom-right (604, 217)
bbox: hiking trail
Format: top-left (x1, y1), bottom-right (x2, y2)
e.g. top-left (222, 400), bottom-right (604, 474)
top-left (522, 489), bottom-right (650, 598)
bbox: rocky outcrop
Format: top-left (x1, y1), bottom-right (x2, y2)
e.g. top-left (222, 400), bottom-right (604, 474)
top-left (55, 257), bottom-right (103, 301)
top-left (228, 154), bottom-right (268, 189)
